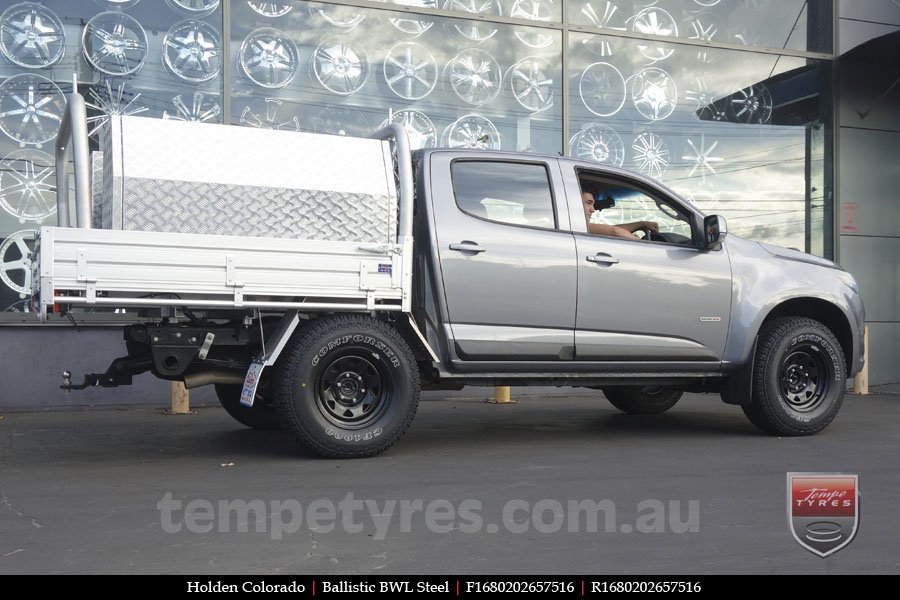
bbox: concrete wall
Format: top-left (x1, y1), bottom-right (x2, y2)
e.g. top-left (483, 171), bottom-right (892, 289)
top-left (0, 327), bottom-right (215, 410)
top-left (837, 1), bottom-right (900, 385)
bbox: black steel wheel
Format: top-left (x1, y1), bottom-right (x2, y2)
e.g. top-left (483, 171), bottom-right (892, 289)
top-left (742, 317), bottom-right (846, 436)
top-left (275, 315), bottom-right (419, 458)
top-left (603, 387), bottom-right (683, 414)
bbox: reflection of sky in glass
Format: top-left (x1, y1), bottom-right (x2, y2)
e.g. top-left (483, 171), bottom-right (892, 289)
top-left (566, 0), bottom-right (829, 54)
top-left (568, 32), bottom-right (823, 249)
top-left (231, 1), bottom-right (564, 155)
top-left (452, 161), bottom-right (555, 223)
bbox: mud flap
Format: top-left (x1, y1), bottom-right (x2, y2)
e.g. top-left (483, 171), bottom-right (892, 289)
top-left (240, 311), bottom-right (301, 407)
top-left (722, 337), bottom-right (757, 406)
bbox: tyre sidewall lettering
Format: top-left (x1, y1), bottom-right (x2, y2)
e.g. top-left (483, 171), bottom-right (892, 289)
top-left (311, 334), bottom-right (401, 368)
top-left (324, 427), bottom-right (384, 442)
top-left (790, 333), bottom-right (842, 382)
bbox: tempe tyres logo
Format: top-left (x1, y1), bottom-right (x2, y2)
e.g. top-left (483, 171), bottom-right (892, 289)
top-left (788, 473), bottom-right (859, 557)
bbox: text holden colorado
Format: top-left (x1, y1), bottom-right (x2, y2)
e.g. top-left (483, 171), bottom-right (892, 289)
top-left (187, 581), bottom-right (306, 593)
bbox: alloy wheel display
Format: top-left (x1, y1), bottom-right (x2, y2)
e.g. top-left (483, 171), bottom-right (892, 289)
top-left (579, 62), bottom-right (625, 117)
top-left (380, 0), bottom-right (436, 37)
top-left (0, 149), bottom-right (55, 223)
top-left (0, 73), bottom-right (64, 146)
top-left (444, 0), bottom-right (502, 43)
top-left (238, 97), bottom-right (301, 131)
top-left (631, 132), bottom-right (669, 178)
top-left (728, 83), bottom-right (773, 124)
top-left (631, 6), bottom-right (677, 62)
top-left (445, 48), bottom-right (501, 106)
top-left (163, 92), bottom-right (222, 123)
top-left (684, 76), bottom-right (724, 121)
top-left (568, 124), bottom-right (624, 165)
top-left (686, 12), bottom-right (723, 63)
top-left (239, 27), bottom-right (299, 89)
top-left (313, 106), bottom-right (370, 137)
top-left (166, 0), bottom-right (220, 18)
top-left (247, 2), bottom-right (292, 17)
top-left (162, 20), bottom-right (222, 83)
top-left (681, 134), bottom-right (723, 184)
top-left (381, 109), bottom-right (437, 149)
top-left (443, 114), bottom-right (500, 149)
top-left (579, 1), bottom-right (626, 56)
top-left (93, 0), bottom-right (142, 8)
top-left (82, 11), bottom-right (148, 77)
top-left (631, 67), bottom-right (677, 121)
top-left (0, 229), bottom-right (36, 297)
top-left (508, 57), bottom-right (554, 113)
top-left (312, 37), bottom-right (370, 96)
top-left (85, 81), bottom-right (149, 139)
top-left (0, 2), bottom-right (66, 69)
top-left (383, 42), bottom-right (438, 100)
top-left (313, 4), bottom-right (367, 30)
top-left (510, 0), bottom-right (555, 49)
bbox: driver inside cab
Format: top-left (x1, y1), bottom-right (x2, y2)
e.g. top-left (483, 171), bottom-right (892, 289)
top-left (581, 187), bottom-right (659, 240)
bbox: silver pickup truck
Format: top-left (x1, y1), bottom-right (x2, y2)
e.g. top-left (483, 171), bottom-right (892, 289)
top-left (38, 92), bottom-right (864, 458)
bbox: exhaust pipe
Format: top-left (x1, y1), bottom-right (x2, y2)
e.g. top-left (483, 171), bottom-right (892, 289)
top-left (182, 371), bottom-right (245, 389)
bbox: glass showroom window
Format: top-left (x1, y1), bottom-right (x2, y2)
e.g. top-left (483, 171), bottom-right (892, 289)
top-left (568, 30), bottom-right (830, 253)
top-left (0, 0), bottom-right (834, 320)
top-left (0, 0), bottom-right (224, 319)
top-left (567, 0), bottom-right (832, 54)
top-left (230, 0), bottom-right (563, 155)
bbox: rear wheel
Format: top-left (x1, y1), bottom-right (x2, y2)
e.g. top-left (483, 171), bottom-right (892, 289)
top-left (275, 315), bottom-right (419, 458)
top-left (742, 317), bottom-right (846, 436)
top-left (603, 387), bottom-right (683, 414)
top-left (214, 381), bottom-right (282, 430)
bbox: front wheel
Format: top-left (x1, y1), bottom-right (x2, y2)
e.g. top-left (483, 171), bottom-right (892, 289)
top-left (274, 315), bottom-right (420, 458)
top-left (742, 317), bottom-right (846, 436)
top-left (603, 387), bottom-right (683, 414)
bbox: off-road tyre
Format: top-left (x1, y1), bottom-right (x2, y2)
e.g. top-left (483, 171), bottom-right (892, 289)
top-left (741, 317), bottom-right (846, 436)
top-left (275, 315), bottom-right (419, 458)
top-left (215, 382), bottom-right (282, 430)
top-left (603, 387), bottom-right (683, 414)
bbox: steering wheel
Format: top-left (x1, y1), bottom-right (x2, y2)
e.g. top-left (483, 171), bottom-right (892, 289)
top-left (635, 228), bottom-right (665, 242)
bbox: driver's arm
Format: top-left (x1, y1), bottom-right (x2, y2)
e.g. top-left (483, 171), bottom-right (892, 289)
top-left (619, 220), bottom-right (659, 234)
top-left (588, 222), bottom-right (640, 239)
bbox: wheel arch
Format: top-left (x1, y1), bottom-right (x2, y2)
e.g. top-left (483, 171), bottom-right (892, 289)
top-left (721, 296), bottom-right (852, 407)
top-left (760, 297), bottom-right (853, 374)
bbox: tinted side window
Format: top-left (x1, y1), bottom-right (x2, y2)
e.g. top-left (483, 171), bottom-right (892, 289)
top-left (581, 175), bottom-right (694, 243)
top-left (451, 161), bottom-right (556, 229)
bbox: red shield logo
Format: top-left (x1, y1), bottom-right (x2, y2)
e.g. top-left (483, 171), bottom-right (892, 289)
top-left (788, 473), bottom-right (859, 557)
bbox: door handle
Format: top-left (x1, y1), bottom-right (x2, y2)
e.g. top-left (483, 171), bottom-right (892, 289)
top-left (449, 242), bottom-right (486, 253)
top-left (586, 253), bottom-right (618, 264)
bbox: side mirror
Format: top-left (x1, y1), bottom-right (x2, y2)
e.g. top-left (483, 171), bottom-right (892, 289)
top-left (703, 215), bottom-right (727, 249)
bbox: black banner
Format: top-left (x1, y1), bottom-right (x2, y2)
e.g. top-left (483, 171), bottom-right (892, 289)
top-left (0, 575), bottom-right (877, 594)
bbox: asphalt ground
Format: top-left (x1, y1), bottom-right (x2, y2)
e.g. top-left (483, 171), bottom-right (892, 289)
top-left (0, 390), bottom-right (897, 575)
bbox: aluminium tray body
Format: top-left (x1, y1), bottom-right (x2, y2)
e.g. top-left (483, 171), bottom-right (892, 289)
top-left (34, 226), bottom-right (405, 321)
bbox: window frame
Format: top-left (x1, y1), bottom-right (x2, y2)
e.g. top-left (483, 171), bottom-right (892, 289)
top-left (449, 158), bottom-right (561, 232)
top-left (576, 168), bottom-right (703, 247)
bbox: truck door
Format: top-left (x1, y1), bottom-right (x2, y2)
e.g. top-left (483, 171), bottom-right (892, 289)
top-left (429, 155), bottom-right (577, 360)
top-left (568, 168), bottom-right (733, 366)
